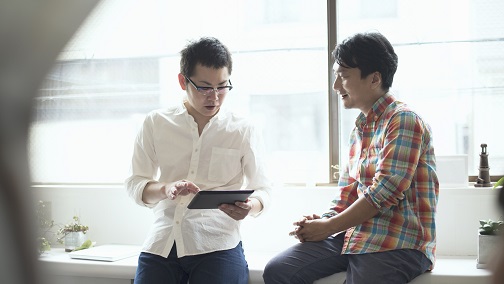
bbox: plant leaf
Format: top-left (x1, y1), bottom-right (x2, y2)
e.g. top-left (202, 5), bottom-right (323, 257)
top-left (493, 177), bottom-right (504, 189)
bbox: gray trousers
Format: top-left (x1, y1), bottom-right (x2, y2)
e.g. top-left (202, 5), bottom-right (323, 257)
top-left (263, 233), bottom-right (431, 284)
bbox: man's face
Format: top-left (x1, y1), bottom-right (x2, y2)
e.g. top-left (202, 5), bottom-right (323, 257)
top-left (333, 63), bottom-right (377, 114)
top-left (181, 64), bottom-right (231, 120)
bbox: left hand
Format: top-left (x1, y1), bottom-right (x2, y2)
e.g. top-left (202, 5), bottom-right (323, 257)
top-left (289, 214), bottom-right (335, 242)
top-left (219, 198), bottom-right (253, 221)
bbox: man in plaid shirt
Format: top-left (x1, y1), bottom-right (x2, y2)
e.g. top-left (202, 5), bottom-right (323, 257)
top-left (264, 32), bottom-right (439, 284)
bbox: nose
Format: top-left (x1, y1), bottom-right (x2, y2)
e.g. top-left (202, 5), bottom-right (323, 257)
top-left (333, 76), bottom-right (342, 93)
top-left (207, 89), bottom-right (219, 101)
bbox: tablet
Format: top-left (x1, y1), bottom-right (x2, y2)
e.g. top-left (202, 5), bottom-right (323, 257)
top-left (187, 190), bottom-right (254, 209)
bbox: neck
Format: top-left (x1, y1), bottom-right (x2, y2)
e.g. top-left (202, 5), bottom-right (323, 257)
top-left (184, 101), bottom-right (213, 135)
top-left (360, 90), bottom-right (388, 115)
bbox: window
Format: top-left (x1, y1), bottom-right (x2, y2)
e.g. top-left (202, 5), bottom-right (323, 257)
top-left (29, 0), bottom-right (504, 185)
top-left (29, 0), bottom-right (329, 185)
top-left (336, 0), bottom-right (504, 180)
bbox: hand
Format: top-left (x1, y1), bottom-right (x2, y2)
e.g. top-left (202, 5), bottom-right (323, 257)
top-left (165, 180), bottom-right (200, 200)
top-left (288, 214), bottom-right (320, 239)
top-left (289, 214), bottom-right (334, 242)
top-left (219, 198), bottom-right (253, 221)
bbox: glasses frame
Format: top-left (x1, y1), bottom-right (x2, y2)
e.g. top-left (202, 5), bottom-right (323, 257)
top-left (184, 75), bottom-right (233, 96)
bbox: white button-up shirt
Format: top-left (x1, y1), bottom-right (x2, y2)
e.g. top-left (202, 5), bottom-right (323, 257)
top-left (125, 103), bottom-right (271, 257)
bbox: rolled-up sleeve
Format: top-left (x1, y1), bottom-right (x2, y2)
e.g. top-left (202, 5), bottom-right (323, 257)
top-left (364, 111), bottom-right (424, 210)
top-left (242, 124), bottom-right (272, 216)
top-left (125, 113), bottom-right (158, 208)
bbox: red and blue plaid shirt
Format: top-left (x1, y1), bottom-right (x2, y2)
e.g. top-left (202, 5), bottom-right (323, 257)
top-left (323, 93), bottom-right (439, 268)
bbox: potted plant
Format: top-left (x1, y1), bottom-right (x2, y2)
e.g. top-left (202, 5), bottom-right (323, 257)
top-left (57, 216), bottom-right (89, 252)
top-left (477, 218), bottom-right (503, 268)
top-left (36, 200), bottom-right (56, 255)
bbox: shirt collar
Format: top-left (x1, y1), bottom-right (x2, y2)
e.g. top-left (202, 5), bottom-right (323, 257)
top-left (178, 100), bottom-right (227, 123)
top-left (355, 93), bottom-right (395, 128)
top-left (174, 103), bottom-right (187, 115)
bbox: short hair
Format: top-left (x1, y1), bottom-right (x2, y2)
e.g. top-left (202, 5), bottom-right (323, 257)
top-left (179, 37), bottom-right (233, 78)
top-left (332, 32), bottom-right (398, 91)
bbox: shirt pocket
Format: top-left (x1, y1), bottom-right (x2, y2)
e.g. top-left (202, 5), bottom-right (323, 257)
top-left (208, 147), bottom-right (242, 183)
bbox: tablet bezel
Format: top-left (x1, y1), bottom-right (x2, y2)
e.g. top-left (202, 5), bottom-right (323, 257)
top-left (187, 190), bottom-right (254, 209)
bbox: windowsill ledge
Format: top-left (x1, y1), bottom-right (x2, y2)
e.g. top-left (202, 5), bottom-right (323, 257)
top-left (39, 249), bottom-right (493, 284)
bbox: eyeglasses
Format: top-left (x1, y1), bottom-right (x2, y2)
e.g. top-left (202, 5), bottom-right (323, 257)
top-left (184, 76), bottom-right (233, 96)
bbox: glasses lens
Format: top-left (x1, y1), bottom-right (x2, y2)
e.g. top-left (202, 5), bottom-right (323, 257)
top-left (199, 88), bottom-right (214, 95)
top-left (217, 87), bottom-right (231, 94)
top-left (199, 87), bottom-right (232, 96)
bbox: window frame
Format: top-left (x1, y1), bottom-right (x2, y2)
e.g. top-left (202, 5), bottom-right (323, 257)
top-left (328, 0), bottom-right (340, 184)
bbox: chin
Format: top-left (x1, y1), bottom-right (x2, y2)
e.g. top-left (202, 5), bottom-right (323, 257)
top-left (202, 107), bottom-right (219, 116)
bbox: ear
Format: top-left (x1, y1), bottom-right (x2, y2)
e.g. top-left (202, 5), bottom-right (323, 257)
top-left (178, 73), bottom-right (187, 90)
top-left (370, 72), bottom-right (382, 89)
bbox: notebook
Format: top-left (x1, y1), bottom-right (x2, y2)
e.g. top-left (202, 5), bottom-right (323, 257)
top-left (68, 244), bottom-right (140, 262)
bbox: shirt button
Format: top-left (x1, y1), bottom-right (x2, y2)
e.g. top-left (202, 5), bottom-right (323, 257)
top-left (195, 148), bottom-right (198, 152)
top-left (191, 171), bottom-right (194, 174)
top-left (176, 221), bottom-right (180, 224)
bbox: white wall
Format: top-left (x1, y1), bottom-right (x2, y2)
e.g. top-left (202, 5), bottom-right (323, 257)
top-left (33, 185), bottom-right (502, 257)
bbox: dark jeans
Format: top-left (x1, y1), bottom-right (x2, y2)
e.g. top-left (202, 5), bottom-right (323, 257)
top-left (263, 233), bottom-right (431, 284)
top-left (134, 242), bottom-right (248, 284)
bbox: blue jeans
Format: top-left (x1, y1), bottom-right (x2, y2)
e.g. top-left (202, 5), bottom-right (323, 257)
top-left (134, 242), bottom-right (248, 284)
top-left (263, 233), bottom-right (431, 284)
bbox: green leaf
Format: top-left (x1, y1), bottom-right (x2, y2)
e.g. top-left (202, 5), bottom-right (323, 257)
top-left (73, 239), bottom-right (92, 251)
top-left (493, 177), bottom-right (504, 189)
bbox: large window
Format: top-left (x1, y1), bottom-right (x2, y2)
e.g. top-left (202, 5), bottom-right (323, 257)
top-left (29, 0), bottom-right (504, 185)
top-left (336, 0), bottom-right (504, 180)
top-left (29, 0), bottom-right (329, 185)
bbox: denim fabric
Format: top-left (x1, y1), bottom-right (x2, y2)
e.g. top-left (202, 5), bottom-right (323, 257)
top-left (134, 242), bottom-right (248, 284)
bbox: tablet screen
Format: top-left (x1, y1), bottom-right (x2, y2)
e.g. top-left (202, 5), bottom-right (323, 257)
top-left (187, 190), bottom-right (254, 209)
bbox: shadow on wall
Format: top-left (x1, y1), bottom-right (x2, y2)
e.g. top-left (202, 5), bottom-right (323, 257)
top-left (0, 1), bottom-right (98, 283)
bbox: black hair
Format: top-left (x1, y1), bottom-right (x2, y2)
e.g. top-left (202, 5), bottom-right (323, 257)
top-left (179, 37), bottom-right (232, 78)
top-left (332, 32), bottom-right (398, 91)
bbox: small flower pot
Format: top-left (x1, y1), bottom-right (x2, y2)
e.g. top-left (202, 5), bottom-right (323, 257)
top-left (477, 234), bottom-right (499, 268)
top-left (64, 231), bottom-right (86, 252)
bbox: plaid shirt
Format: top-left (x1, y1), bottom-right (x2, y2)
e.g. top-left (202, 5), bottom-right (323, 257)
top-left (323, 93), bottom-right (439, 268)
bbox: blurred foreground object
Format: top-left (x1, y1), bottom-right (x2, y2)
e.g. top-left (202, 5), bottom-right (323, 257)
top-left (0, 1), bottom-right (98, 283)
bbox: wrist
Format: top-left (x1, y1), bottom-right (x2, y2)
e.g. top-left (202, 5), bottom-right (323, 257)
top-left (249, 198), bottom-right (263, 215)
top-left (327, 216), bottom-right (341, 235)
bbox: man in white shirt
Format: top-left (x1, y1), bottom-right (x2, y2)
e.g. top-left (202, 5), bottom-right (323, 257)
top-left (125, 37), bottom-right (271, 284)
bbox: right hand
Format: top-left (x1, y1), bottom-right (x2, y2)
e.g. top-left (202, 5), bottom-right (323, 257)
top-left (289, 214), bottom-right (321, 239)
top-left (165, 180), bottom-right (200, 200)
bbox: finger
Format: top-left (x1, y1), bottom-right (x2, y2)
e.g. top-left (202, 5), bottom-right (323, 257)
top-left (171, 181), bottom-right (188, 197)
top-left (234, 201), bottom-right (249, 210)
top-left (228, 208), bottom-right (242, 220)
top-left (297, 234), bottom-right (305, 242)
top-left (294, 217), bottom-right (308, 226)
top-left (303, 215), bottom-right (314, 221)
top-left (185, 182), bottom-right (200, 193)
top-left (167, 186), bottom-right (177, 200)
top-left (174, 184), bottom-right (183, 193)
top-left (219, 205), bottom-right (238, 219)
top-left (189, 188), bottom-right (200, 194)
top-left (226, 203), bottom-right (247, 213)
